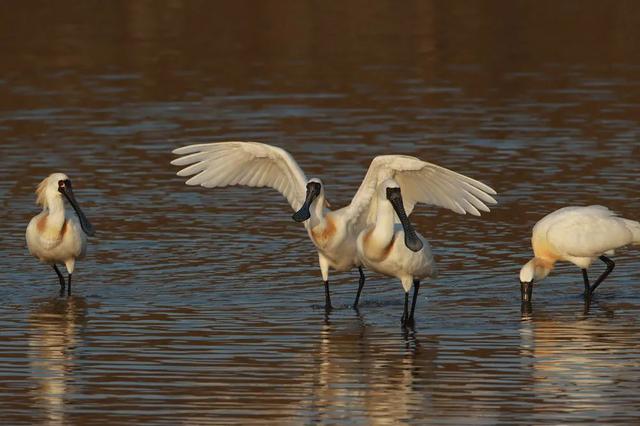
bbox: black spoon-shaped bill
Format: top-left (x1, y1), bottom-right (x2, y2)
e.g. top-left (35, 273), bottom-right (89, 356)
top-left (520, 281), bottom-right (533, 302)
top-left (59, 181), bottom-right (95, 237)
top-left (292, 182), bottom-right (322, 223)
top-left (386, 187), bottom-right (423, 252)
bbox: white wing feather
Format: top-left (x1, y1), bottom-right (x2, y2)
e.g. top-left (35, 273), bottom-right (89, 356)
top-left (348, 155), bottom-right (497, 225)
top-left (171, 142), bottom-right (308, 211)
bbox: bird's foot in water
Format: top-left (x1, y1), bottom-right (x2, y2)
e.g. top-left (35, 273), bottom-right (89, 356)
top-left (401, 315), bottom-right (415, 328)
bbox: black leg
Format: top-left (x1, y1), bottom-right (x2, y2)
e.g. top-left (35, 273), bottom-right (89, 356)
top-left (590, 256), bottom-right (615, 295)
top-left (53, 264), bottom-right (65, 296)
top-left (67, 274), bottom-right (72, 296)
top-left (353, 267), bottom-right (366, 309)
top-left (401, 291), bottom-right (409, 325)
top-left (324, 280), bottom-right (333, 311)
top-left (582, 269), bottom-right (591, 300)
top-left (407, 279), bottom-right (420, 325)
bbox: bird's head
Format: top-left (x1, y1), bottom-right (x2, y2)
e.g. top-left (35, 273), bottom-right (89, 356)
top-left (380, 179), bottom-right (423, 252)
top-left (519, 258), bottom-right (553, 302)
top-left (380, 178), bottom-right (400, 197)
top-left (292, 178), bottom-right (324, 223)
top-left (36, 173), bottom-right (95, 237)
top-left (36, 173), bottom-right (69, 207)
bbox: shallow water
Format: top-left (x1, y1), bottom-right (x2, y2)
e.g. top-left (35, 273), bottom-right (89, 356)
top-left (1, 1), bottom-right (640, 424)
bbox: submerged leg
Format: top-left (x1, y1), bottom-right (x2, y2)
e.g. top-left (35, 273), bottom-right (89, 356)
top-left (589, 255), bottom-right (615, 295)
top-left (582, 269), bottom-right (590, 299)
top-left (401, 291), bottom-right (409, 325)
top-left (67, 274), bottom-right (72, 296)
top-left (353, 266), bottom-right (366, 309)
top-left (53, 264), bottom-right (65, 296)
top-left (324, 280), bottom-right (333, 311)
top-left (407, 279), bottom-right (420, 325)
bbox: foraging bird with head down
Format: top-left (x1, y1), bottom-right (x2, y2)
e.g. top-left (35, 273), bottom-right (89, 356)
top-left (172, 142), bottom-right (497, 313)
top-left (519, 205), bottom-right (640, 303)
top-left (26, 173), bottom-right (95, 296)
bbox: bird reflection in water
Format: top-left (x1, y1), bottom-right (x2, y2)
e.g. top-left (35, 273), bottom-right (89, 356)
top-left (518, 301), bottom-right (632, 420)
top-left (304, 313), bottom-right (437, 424)
top-left (28, 296), bottom-right (87, 426)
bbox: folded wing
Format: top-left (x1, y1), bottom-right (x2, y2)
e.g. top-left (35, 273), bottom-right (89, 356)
top-left (546, 206), bottom-right (636, 258)
top-left (171, 141), bottom-right (308, 211)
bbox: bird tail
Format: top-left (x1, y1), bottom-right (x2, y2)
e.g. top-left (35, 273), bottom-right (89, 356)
top-left (624, 219), bottom-right (640, 245)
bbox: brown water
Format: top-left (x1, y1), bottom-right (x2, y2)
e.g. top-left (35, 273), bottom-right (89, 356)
top-left (1, 1), bottom-right (640, 424)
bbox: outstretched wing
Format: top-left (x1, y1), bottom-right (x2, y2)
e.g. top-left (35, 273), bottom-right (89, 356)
top-left (171, 141), bottom-right (308, 211)
top-left (347, 155), bottom-right (497, 225)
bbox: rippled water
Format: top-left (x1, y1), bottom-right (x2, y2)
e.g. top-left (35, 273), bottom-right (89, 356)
top-left (1, 1), bottom-right (640, 424)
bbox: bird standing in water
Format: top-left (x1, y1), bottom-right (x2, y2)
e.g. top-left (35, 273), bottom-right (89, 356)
top-left (356, 180), bottom-right (437, 326)
top-left (352, 154), bottom-right (497, 327)
top-left (519, 205), bottom-right (640, 303)
top-left (172, 143), bottom-right (497, 313)
top-left (26, 173), bottom-right (95, 296)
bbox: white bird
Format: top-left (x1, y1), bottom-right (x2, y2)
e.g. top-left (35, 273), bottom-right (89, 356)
top-left (519, 205), bottom-right (640, 302)
top-left (356, 179), bottom-right (436, 326)
top-left (26, 173), bottom-right (95, 296)
top-left (171, 142), bottom-right (497, 311)
top-left (353, 155), bottom-right (498, 326)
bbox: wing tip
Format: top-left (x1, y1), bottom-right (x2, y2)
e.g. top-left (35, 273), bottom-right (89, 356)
top-left (172, 145), bottom-right (192, 155)
top-left (473, 181), bottom-right (498, 196)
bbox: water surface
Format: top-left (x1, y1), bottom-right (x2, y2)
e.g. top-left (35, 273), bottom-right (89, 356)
top-left (1, 1), bottom-right (640, 424)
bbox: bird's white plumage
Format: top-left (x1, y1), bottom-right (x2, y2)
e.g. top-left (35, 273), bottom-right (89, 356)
top-left (172, 141), bottom-right (497, 301)
top-left (521, 205), bottom-right (640, 284)
top-left (348, 155), bottom-right (497, 226)
top-left (171, 142), bottom-right (308, 211)
top-left (538, 206), bottom-right (640, 259)
top-left (356, 180), bottom-right (438, 293)
top-left (358, 228), bottom-right (436, 291)
top-left (26, 213), bottom-right (86, 272)
top-left (25, 173), bottom-right (90, 275)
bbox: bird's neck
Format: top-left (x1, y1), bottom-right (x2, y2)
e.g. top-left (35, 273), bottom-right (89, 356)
top-left (371, 199), bottom-right (396, 247)
top-left (534, 257), bottom-right (555, 280)
top-left (309, 194), bottom-right (327, 228)
top-left (360, 199), bottom-right (396, 261)
top-left (45, 196), bottom-right (66, 227)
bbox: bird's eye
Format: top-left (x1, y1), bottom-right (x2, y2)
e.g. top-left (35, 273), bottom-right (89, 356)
top-left (58, 180), bottom-right (65, 187)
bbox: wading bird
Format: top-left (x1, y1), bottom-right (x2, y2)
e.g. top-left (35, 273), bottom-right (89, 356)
top-left (351, 154), bottom-right (497, 326)
top-left (356, 180), bottom-right (436, 326)
top-left (519, 206), bottom-right (640, 303)
top-left (26, 173), bottom-right (95, 296)
top-left (172, 142), bottom-right (497, 311)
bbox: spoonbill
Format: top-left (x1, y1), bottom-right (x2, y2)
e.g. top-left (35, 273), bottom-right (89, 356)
top-left (356, 180), bottom-right (436, 326)
top-left (171, 142), bottom-right (497, 310)
top-left (26, 173), bottom-right (95, 296)
top-left (353, 154), bottom-right (498, 326)
top-left (519, 206), bottom-right (640, 302)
